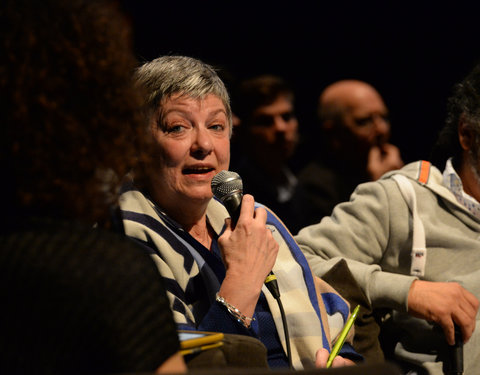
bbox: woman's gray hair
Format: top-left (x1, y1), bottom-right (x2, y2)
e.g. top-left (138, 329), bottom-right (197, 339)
top-left (134, 55), bottom-right (233, 133)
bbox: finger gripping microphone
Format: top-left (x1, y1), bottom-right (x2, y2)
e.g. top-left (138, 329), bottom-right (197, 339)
top-left (211, 170), bottom-right (280, 299)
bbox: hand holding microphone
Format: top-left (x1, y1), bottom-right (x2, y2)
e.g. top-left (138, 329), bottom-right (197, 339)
top-left (213, 170), bottom-right (292, 367)
top-left (213, 171), bottom-right (292, 367)
top-left (212, 170), bottom-right (280, 299)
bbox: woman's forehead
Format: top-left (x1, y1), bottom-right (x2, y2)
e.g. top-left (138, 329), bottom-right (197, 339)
top-left (160, 93), bottom-right (225, 110)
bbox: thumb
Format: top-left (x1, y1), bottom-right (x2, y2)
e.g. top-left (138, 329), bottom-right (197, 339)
top-left (368, 145), bottom-right (382, 162)
top-left (315, 348), bottom-right (329, 368)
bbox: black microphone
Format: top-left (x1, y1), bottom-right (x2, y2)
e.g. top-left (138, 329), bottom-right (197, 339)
top-left (446, 324), bottom-right (463, 375)
top-left (211, 170), bottom-right (280, 299)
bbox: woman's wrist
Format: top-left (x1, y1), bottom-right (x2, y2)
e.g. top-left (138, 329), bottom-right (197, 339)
top-left (218, 277), bottom-right (261, 318)
top-left (215, 292), bottom-right (255, 328)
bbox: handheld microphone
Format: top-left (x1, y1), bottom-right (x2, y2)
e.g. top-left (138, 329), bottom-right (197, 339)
top-left (446, 324), bottom-right (463, 375)
top-left (211, 170), bottom-right (280, 299)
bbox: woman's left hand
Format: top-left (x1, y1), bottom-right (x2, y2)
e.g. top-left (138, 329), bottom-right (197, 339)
top-left (217, 194), bottom-right (279, 317)
top-left (315, 348), bottom-right (356, 368)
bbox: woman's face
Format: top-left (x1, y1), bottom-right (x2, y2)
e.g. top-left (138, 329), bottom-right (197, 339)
top-left (150, 93), bottom-right (230, 207)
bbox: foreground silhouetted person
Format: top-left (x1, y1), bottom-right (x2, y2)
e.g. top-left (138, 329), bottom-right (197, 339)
top-left (0, 0), bottom-right (186, 373)
top-left (295, 66), bottom-right (480, 374)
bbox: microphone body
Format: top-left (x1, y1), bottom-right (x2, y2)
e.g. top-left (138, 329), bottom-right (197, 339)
top-left (446, 324), bottom-right (463, 375)
top-left (221, 193), bottom-right (242, 227)
top-left (212, 170), bottom-right (280, 299)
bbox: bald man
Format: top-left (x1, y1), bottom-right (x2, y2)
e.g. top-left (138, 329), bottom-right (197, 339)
top-left (320, 80), bottom-right (403, 179)
top-left (294, 80), bottom-right (404, 228)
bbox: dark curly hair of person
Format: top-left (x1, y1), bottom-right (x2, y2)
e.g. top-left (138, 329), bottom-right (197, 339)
top-left (430, 61), bottom-right (480, 170)
top-left (0, 0), bottom-right (153, 226)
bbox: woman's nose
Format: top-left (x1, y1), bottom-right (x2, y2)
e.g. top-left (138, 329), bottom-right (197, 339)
top-left (191, 126), bottom-right (213, 156)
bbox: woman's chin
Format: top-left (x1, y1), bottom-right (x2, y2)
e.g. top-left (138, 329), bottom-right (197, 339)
top-left (183, 190), bottom-right (214, 205)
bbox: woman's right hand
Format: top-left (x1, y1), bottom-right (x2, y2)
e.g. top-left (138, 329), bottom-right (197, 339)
top-left (315, 348), bottom-right (356, 368)
top-left (217, 194), bottom-right (279, 317)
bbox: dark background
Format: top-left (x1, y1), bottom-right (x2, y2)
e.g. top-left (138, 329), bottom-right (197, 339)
top-left (120, 1), bottom-right (480, 166)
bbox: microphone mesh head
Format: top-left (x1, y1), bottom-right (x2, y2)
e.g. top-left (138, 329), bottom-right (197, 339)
top-left (211, 170), bottom-right (243, 200)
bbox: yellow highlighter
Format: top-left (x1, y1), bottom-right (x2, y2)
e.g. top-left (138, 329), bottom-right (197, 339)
top-left (326, 304), bottom-right (360, 368)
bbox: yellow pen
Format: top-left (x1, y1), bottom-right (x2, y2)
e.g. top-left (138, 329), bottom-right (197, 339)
top-left (179, 341), bottom-right (223, 356)
top-left (326, 304), bottom-right (360, 368)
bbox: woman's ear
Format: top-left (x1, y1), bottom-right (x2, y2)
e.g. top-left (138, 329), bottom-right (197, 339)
top-left (458, 115), bottom-right (474, 151)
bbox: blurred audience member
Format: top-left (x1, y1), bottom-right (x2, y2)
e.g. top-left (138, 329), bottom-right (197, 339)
top-left (230, 75), bottom-right (308, 232)
top-left (296, 80), bottom-right (404, 227)
top-left (0, 0), bottom-right (186, 373)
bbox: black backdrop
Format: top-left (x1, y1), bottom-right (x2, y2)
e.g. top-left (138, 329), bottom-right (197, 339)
top-left (120, 1), bottom-right (480, 165)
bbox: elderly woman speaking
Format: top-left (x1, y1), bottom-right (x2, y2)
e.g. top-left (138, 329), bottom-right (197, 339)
top-left (119, 55), bottom-right (360, 369)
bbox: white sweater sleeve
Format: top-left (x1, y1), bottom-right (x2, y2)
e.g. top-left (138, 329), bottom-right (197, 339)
top-left (295, 179), bottom-right (417, 312)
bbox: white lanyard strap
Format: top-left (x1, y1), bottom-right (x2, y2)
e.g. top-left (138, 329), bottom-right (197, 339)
top-left (392, 174), bottom-right (427, 277)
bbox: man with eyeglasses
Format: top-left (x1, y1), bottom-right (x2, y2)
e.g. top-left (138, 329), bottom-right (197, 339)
top-left (295, 79), bottom-right (404, 228)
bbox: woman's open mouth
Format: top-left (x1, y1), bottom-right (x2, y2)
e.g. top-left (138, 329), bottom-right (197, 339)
top-left (182, 166), bottom-right (215, 175)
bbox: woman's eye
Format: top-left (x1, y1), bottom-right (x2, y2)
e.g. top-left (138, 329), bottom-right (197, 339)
top-left (209, 123), bottom-right (225, 131)
top-left (165, 124), bottom-right (184, 134)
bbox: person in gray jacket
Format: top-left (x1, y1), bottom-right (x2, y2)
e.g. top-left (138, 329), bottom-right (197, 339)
top-left (295, 63), bottom-right (480, 375)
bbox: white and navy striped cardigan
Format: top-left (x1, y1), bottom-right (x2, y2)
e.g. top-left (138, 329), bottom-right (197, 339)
top-left (119, 185), bottom-right (358, 369)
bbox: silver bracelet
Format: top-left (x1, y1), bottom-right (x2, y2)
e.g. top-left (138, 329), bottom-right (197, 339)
top-left (215, 293), bottom-right (255, 328)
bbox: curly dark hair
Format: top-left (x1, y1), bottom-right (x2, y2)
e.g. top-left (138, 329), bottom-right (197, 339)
top-left (430, 62), bottom-right (480, 169)
top-left (0, 0), bottom-right (152, 225)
